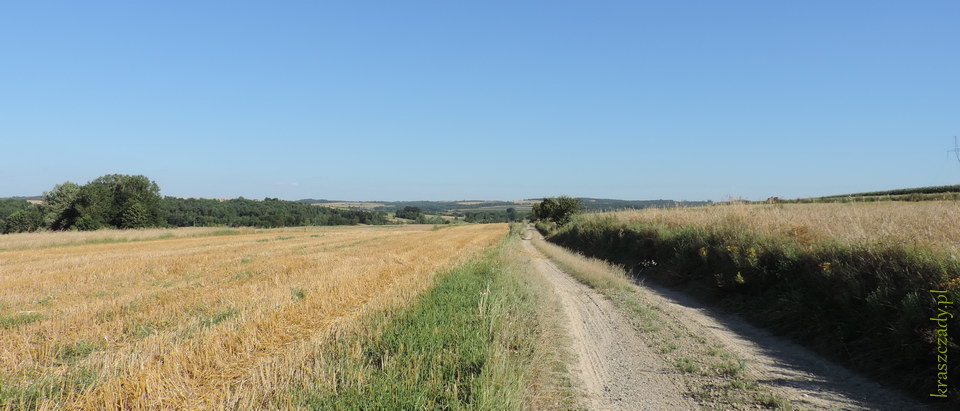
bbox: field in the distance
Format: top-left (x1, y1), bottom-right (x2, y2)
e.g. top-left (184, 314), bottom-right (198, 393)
top-left (0, 224), bottom-right (506, 409)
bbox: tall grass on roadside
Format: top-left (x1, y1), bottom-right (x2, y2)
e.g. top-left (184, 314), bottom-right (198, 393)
top-left (547, 203), bottom-right (960, 402)
top-left (289, 230), bottom-right (576, 410)
top-left (532, 236), bottom-right (631, 291)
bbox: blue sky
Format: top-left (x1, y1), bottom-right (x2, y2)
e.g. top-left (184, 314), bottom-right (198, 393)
top-left (1, 1), bottom-right (957, 201)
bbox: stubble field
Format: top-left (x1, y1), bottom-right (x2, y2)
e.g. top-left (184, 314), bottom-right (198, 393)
top-left (0, 224), bottom-right (506, 409)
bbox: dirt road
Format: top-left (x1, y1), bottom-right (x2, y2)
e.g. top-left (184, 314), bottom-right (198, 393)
top-left (522, 231), bottom-right (919, 410)
top-left (521, 236), bottom-right (694, 410)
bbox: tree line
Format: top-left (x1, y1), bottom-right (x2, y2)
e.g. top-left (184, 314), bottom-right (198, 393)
top-left (162, 197), bottom-right (387, 228)
top-left (462, 208), bottom-right (525, 223)
top-left (0, 174), bottom-right (388, 234)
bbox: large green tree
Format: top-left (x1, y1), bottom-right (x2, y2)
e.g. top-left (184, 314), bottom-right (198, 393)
top-left (41, 182), bottom-right (81, 230)
top-left (74, 174), bottom-right (162, 230)
top-left (532, 196), bottom-right (582, 226)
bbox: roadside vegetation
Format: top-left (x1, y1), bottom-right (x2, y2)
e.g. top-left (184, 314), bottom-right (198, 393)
top-left (541, 201), bottom-right (960, 403)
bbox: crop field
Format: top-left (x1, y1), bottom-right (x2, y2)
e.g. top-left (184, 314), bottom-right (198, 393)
top-left (310, 202), bottom-right (387, 210)
top-left (0, 224), bottom-right (506, 409)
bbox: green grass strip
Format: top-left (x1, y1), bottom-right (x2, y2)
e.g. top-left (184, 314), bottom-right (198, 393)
top-left (289, 236), bottom-right (551, 410)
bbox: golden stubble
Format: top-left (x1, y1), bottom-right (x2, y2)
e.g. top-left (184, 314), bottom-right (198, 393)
top-left (0, 224), bottom-right (506, 409)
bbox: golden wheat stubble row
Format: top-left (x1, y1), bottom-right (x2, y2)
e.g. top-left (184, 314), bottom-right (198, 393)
top-left (0, 224), bottom-right (505, 409)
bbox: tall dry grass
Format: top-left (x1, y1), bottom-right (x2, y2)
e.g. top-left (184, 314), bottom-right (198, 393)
top-left (592, 201), bottom-right (960, 255)
top-left (0, 224), bottom-right (505, 409)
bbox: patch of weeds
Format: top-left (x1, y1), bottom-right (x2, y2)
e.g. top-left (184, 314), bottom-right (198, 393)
top-left (0, 312), bottom-right (45, 329)
top-left (727, 379), bottom-right (758, 390)
top-left (334, 239), bottom-right (366, 249)
top-left (93, 290), bottom-right (119, 298)
top-left (232, 269), bottom-right (255, 281)
top-left (240, 257), bottom-right (253, 264)
top-left (620, 296), bottom-right (661, 332)
top-left (181, 272), bottom-right (202, 284)
top-left (256, 238), bottom-right (270, 243)
top-left (309, 234), bottom-right (321, 238)
top-left (757, 392), bottom-right (792, 409)
top-left (712, 359), bottom-right (747, 377)
top-left (276, 236), bottom-right (295, 241)
top-left (122, 301), bottom-right (141, 314)
top-left (210, 229), bottom-right (241, 236)
top-left (692, 388), bottom-right (717, 403)
top-left (35, 296), bottom-right (56, 305)
top-left (200, 308), bottom-right (238, 327)
top-left (674, 357), bottom-right (700, 374)
top-left (55, 340), bottom-right (99, 363)
top-left (96, 310), bottom-right (117, 322)
top-left (151, 279), bottom-right (174, 288)
top-left (83, 237), bottom-right (127, 245)
top-left (707, 346), bottom-right (732, 358)
top-left (0, 367), bottom-right (99, 409)
top-left (124, 319), bottom-right (160, 339)
top-left (291, 288), bottom-right (307, 301)
top-left (659, 342), bottom-right (678, 354)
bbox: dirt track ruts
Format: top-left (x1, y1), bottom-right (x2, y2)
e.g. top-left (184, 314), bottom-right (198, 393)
top-left (522, 235), bottom-right (693, 410)
top-left (523, 230), bottom-right (920, 410)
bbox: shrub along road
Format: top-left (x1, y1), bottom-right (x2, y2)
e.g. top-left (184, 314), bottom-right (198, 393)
top-left (525, 227), bottom-right (918, 410)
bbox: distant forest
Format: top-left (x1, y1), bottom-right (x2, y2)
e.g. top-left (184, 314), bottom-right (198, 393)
top-left (575, 198), bottom-right (712, 210)
top-left (298, 199), bottom-right (520, 213)
top-left (2, 177), bottom-right (711, 234)
top-left (0, 174), bottom-right (387, 234)
top-left (818, 184), bottom-right (960, 198)
top-left (299, 198), bottom-right (712, 213)
top-left (774, 185), bottom-right (960, 204)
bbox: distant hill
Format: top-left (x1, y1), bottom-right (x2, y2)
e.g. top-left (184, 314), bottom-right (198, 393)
top-left (0, 195), bottom-right (41, 201)
top-left (818, 185), bottom-right (960, 198)
top-left (297, 199), bottom-right (522, 213)
top-left (778, 185), bottom-right (960, 203)
top-left (299, 198), bottom-right (712, 214)
top-left (575, 198), bottom-right (712, 211)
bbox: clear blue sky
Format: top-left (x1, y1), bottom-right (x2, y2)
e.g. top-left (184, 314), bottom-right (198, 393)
top-left (1, 1), bottom-right (957, 201)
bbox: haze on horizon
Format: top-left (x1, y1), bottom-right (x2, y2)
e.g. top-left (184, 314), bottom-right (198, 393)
top-left (1, 1), bottom-right (957, 202)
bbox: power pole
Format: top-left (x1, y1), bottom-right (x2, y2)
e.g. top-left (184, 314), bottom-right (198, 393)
top-left (949, 136), bottom-right (960, 169)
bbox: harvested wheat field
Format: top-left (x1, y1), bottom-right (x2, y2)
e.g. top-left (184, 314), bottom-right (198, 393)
top-left (0, 224), bottom-right (506, 409)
